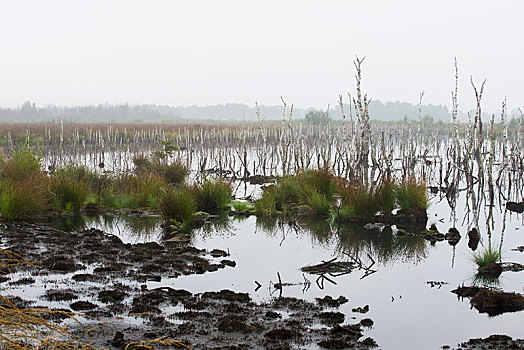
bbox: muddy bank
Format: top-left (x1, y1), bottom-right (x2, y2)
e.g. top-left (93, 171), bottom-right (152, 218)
top-left (448, 334), bottom-right (524, 350)
top-left (451, 286), bottom-right (524, 316)
top-left (1, 223), bottom-right (229, 279)
top-left (69, 290), bottom-right (378, 349)
top-left (1, 223), bottom-right (378, 349)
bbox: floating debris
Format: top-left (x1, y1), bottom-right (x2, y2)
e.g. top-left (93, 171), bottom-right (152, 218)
top-left (506, 201), bottom-right (524, 213)
top-left (426, 281), bottom-right (449, 289)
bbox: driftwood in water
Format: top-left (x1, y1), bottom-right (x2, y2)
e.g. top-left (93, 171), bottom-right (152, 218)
top-left (506, 201), bottom-right (524, 213)
top-left (301, 258), bottom-right (354, 275)
top-left (301, 253), bottom-right (377, 290)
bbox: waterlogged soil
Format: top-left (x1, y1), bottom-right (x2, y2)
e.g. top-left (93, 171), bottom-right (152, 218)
top-left (2, 220), bottom-right (523, 349)
top-left (0, 223), bottom-right (380, 349)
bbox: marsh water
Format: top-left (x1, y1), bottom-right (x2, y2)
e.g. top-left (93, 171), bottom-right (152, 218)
top-left (3, 122), bottom-right (524, 348)
top-left (34, 187), bottom-right (523, 349)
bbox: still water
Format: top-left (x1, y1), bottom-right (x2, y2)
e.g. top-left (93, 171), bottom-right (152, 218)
top-left (52, 190), bottom-right (524, 349)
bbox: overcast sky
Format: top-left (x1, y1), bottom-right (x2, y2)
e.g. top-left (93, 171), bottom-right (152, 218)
top-left (0, 0), bottom-right (522, 115)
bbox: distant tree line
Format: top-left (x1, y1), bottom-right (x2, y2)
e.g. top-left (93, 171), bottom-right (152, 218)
top-left (0, 100), bottom-right (466, 123)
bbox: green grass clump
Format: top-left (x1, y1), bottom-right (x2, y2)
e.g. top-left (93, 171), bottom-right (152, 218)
top-left (0, 145), bottom-right (50, 221)
top-left (377, 178), bottom-right (396, 214)
top-left (305, 191), bottom-right (332, 217)
top-left (157, 160), bottom-right (188, 185)
top-left (339, 183), bottom-right (381, 220)
top-left (395, 177), bottom-right (429, 210)
top-left (274, 176), bottom-right (301, 209)
top-left (471, 246), bottom-right (501, 268)
top-left (192, 178), bottom-right (232, 214)
top-left (0, 145), bottom-right (42, 181)
top-left (133, 155), bottom-right (188, 185)
top-left (115, 174), bottom-right (165, 209)
top-left (231, 201), bottom-right (255, 213)
top-left (299, 168), bottom-right (337, 201)
top-left (0, 177), bottom-right (49, 221)
top-left (158, 187), bottom-right (197, 228)
top-left (49, 172), bottom-right (90, 212)
top-left (54, 165), bottom-right (110, 193)
top-left (255, 186), bottom-right (278, 215)
top-left (255, 168), bottom-right (338, 217)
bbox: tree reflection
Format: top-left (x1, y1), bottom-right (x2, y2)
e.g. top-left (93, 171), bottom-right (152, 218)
top-left (336, 224), bottom-right (428, 265)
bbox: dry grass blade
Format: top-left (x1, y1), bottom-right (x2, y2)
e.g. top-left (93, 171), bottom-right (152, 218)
top-left (0, 248), bottom-right (94, 349)
top-left (124, 337), bottom-right (191, 349)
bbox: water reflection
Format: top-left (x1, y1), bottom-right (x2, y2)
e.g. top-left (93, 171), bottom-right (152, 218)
top-left (470, 272), bottom-right (502, 288)
top-left (47, 213), bottom-right (163, 244)
top-left (255, 216), bottom-right (428, 265)
top-left (197, 212), bottom-right (234, 238)
top-left (337, 224), bottom-right (428, 265)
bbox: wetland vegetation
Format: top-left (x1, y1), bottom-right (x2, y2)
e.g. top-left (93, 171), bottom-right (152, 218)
top-left (1, 61), bottom-right (523, 349)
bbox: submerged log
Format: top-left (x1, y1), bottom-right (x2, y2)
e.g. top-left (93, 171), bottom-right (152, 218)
top-left (506, 201), bottom-right (524, 213)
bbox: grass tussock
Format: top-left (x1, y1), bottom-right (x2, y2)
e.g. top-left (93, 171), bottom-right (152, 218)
top-left (49, 172), bottom-right (90, 212)
top-left (255, 168), bottom-right (338, 217)
top-left (395, 177), bottom-right (429, 210)
top-left (0, 177), bottom-right (50, 221)
top-left (192, 178), bottom-right (232, 214)
top-left (471, 246), bottom-right (502, 267)
top-left (256, 171), bottom-right (429, 221)
top-left (133, 154), bottom-right (188, 185)
top-left (114, 174), bottom-right (166, 209)
top-left (0, 145), bottom-right (51, 220)
top-left (338, 183), bottom-right (381, 220)
top-left (0, 145), bottom-right (42, 182)
top-left (231, 201), bottom-right (255, 214)
top-left (158, 187), bottom-right (197, 229)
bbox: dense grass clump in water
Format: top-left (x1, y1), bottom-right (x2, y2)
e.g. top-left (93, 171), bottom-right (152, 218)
top-left (192, 178), bottom-right (232, 214)
top-left (256, 171), bottom-right (429, 221)
top-left (255, 168), bottom-right (338, 217)
top-left (231, 201), bottom-right (255, 213)
top-left (0, 145), bottom-right (42, 181)
top-left (0, 177), bottom-right (50, 221)
top-left (299, 168), bottom-right (337, 201)
top-left (133, 154), bottom-right (188, 185)
top-left (54, 165), bottom-right (111, 194)
top-left (158, 187), bottom-right (197, 229)
top-left (114, 174), bottom-right (165, 209)
top-left (0, 145), bottom-right (50, 220)
top-left (377, 178), bottom-right (396, 214)
top-left (49, 172), bottom-right (90, 212)
top-left (255, 185), bottom-right (278, 215)
top-left (471, 246), bottom-right (501, 268)
top-left (337, 183), bottom-right (381, 220)
top-left (395, 177), bottom-right (429, 210)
